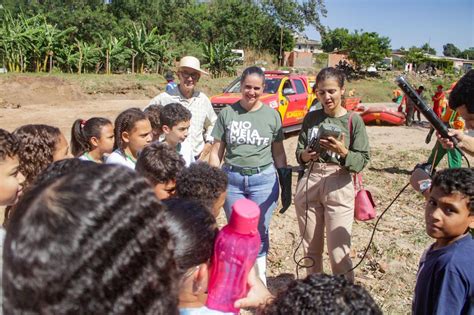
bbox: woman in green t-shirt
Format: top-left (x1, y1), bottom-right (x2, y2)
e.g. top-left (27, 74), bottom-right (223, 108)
top-left (294, 67), bottom-right (370, 282)
top-left (209, 66), bottom-right (288, 285)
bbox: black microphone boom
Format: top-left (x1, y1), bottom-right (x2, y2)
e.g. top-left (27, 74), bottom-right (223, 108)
top-left (395, 76), bottom-right (458, 146)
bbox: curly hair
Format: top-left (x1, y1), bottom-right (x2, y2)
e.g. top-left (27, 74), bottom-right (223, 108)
top-left (136, 142), bottom-right (185, 185)
top-left (144, 105), bottom-right (164, 139)
top-left (71, 117), bottom-right (112, 156)
top-left (113, 108), bottom-right (148, 151)
top-left (263, 274), bottom-right (382, 315)
top-left (449, 69), bottom-right (474, 113)
top-left (3, 164), bottom-right (179, 314)
top-left (159, 103), bottom-right (192, 129)
top-left (176, 161), bottom-right (227, 207)
top-left (163, 198), bottom-right (218, 277)
top-left (432, 168), bottom-right (474, 213)
top-left (0, 128), bottom-right (19, 160)
top-left (13, 124), bottom-right (62, 189)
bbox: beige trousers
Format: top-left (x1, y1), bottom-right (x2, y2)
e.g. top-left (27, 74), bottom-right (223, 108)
top-left (294, 163), bottom-right (355, 281)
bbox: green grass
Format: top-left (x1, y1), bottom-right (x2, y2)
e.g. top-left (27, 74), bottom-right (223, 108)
top-left (0, 70), bottom-right (462, 103)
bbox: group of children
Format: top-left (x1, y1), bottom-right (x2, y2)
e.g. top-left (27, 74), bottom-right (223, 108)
top-left (0, 98), bottom-right (473, 313)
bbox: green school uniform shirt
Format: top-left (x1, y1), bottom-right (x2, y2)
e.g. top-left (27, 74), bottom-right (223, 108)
top-left (295, 109), bottom-right (370, 173)
top-left (212, 102), bottom-right (284, 168)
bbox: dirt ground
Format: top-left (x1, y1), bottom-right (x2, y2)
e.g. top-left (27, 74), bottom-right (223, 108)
top-left (1, 75), bottom-right (472, 314)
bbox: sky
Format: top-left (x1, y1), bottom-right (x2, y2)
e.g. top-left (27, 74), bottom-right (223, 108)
top-left (304, 0), bottom-right (474, 56)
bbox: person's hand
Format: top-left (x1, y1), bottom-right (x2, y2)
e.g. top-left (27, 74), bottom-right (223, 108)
top-left (436, 129), bottom-right (465, 150)
top-left (198, 142), bottom-right (213, 161)
top-left (300, 147), bottom-right (319, 163)
top-left (234, 267), bottom-right (274, 310)
top-left (319, 133), bottom-right (348, 158)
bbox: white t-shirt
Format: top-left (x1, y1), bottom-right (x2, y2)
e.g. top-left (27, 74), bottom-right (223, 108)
top-left (178, 141), bottom-right (195, 167)
top-left (148, 88), bottom-right (217, 156)
top-left (106, 150), bottom-right (136, 170)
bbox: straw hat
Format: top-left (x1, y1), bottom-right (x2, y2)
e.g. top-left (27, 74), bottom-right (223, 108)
top-left (178, 56), bottom-right (208, 75)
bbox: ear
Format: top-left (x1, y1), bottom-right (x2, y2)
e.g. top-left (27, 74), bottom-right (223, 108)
top-left (468, 215), bottom-right (474, 230)
top-left (90, 136), bottom-right (100, 147)
top-left (122, 131), bottom-right (130, 144)
top-left (162, 125), bottom-right (171, 135)
top-left (192, 263), bottom-right (209, 294)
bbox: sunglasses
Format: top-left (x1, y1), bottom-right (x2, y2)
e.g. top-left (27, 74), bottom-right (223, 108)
top-left (179, 71), bottom-right (200, 80)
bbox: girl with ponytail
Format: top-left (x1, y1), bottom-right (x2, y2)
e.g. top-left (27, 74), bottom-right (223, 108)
top-left (70, 117), bottom-right (114, 163)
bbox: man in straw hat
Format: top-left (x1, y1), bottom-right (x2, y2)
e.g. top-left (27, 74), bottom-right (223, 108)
top-left (148, 56), bottom-right (217, 160)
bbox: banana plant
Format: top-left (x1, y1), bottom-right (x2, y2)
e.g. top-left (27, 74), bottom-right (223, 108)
top-left (98, 35), bottom-right (132, 74)
top-left (202, 41), bottom-right (239, 78)
top-left (75, 39), bottom-right (100, 74)
top-left (127, 23), bottom-right (162, 74)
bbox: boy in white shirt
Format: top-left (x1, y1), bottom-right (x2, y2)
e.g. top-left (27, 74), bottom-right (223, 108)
top-left (160, 103), bottom-right (195, 166)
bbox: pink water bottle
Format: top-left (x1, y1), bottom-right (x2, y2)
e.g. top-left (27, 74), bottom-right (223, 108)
top-left (206, 198), bottom-right (261, 313)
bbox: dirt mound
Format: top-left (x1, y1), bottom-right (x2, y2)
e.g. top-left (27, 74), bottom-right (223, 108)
top-left (0, 75), bottom-right (88, 106)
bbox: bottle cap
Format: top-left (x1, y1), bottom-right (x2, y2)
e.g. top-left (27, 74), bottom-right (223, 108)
top-left (229, 198), bottom-right (260, 235)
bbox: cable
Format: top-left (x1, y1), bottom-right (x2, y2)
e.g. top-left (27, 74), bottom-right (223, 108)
top-left (344, 182), bottom-right (410, 274)
top-left (293, 145), bottom-right (469, 278)
top-left (456, 147), bottom-right (471, 168)
top-left (293, 160), bottom-right (315, 279)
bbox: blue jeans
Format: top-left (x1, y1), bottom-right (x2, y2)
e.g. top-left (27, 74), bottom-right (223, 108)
top-left (223, 164), bottom-right (279, 257)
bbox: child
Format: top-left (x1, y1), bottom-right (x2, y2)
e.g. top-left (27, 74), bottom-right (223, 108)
top-left (413, 168), bottom-right (474, 314)
top-left (165, 71), bottom-right (178, 92)
top-left (106, 108), bottom-right (152, 169)
top-left (70, 117), bottom-right (114, 163)
top-left (0, 129), bottom-right (25, 206)
top-left (136, 142), bottom-right (185, 200)
top-left (175, 161), bottom-right (227, 217)
top-left (33, 158), bottom-right (94, 188)
top-left (160, 103), bottom-right (194, 166)
top-left (261, 273), bottom-right (381, 314)
top-left (13, 124), bottom-right (70, 190)
top-left (144, 104), bottom-right (163, 142)
top-left (163, 198), bottom-right (222, 315)
top-left (3, 164), bottom-right (178, 314)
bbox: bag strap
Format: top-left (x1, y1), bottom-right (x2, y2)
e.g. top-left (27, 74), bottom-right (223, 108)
top-left (348, 112), bottom-right (363, 189)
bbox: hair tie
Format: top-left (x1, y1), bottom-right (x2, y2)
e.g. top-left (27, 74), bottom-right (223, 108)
top-left (80, 120), bottom-right (87, 128)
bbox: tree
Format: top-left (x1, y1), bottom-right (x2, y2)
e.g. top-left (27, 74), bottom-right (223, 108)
top-left (345, 30), bottom-right (391, 71)
top-left (443, 43), bottom-right (461, 57)
top-left (460, 48), bottom-right (474, 60)
top-left (404, 46), bottom-right (426, 69)
top-left (259, 0), bottom-right (327, 63)
top-left (202, 41), bottom-right (239, 78)
top-left (421, 43), bottom-right (436, 55)
top-left (321, 28), bottom-right (350, 52)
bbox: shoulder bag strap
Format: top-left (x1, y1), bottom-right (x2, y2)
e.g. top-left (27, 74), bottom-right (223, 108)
top-left (348, 112), bottom-right (363, 190)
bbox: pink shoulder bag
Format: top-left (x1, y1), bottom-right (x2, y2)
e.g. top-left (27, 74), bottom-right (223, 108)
top-left (348, 113), bottom-right (376, 221)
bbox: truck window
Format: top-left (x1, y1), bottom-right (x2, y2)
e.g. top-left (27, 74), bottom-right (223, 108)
top-left (293, 79), bottom-right (306, 94)
top-left (264, 78), bottom-right (282, 94)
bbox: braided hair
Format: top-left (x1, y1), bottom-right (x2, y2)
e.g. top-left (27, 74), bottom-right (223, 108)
top-left (3, 164), bottom-right (179, 314)
top-left (113, 108), bottom-right (148, 151)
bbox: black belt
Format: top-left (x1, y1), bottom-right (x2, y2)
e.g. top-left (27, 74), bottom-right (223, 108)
top-left (225, 163), bottom-right (272, 176)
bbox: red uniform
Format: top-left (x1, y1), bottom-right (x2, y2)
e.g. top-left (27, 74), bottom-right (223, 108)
top-left (432, 91), bottom-right (445, 118)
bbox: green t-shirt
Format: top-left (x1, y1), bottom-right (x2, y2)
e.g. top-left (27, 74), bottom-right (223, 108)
top-left (211, 102), bottom-right (284, 168)
top-left (295, 109), bottom-right (370, 173)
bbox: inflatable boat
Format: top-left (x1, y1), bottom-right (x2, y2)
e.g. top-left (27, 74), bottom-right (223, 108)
top-left (358, 106), bottom-right (406, 126)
